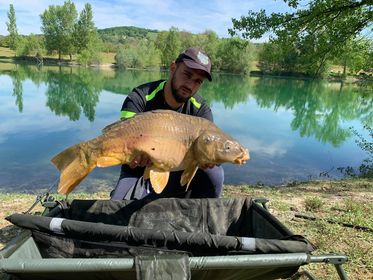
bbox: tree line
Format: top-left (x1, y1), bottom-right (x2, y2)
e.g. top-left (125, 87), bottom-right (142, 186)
top-left (3, 0), bottom-right (372, 77)
top-left (5, 1), bottom-right (101, 66)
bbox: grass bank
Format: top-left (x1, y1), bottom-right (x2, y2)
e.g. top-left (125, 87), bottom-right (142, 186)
top-left (0, 46), bottom-right (116, 66)
top-left (0, 179), bottom-right (372, 279)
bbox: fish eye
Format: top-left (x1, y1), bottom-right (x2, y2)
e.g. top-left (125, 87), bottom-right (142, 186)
top-left (224, 141), bottom-right (232, 151)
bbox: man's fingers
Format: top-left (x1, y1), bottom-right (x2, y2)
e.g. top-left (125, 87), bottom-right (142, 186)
top-left (200, 163), bottom-right (215, 170)
top-left (145, 158), bottom-right (152, 167)
top-left (129, 155), bottom-right (141, 168)
top-left (130, 154), bottom-right (153, 168)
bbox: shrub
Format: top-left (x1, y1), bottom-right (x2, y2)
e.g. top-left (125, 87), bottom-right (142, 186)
top-left (305, 196), bottom-right (323, 212)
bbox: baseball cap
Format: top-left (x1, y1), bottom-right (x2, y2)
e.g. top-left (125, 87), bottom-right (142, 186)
top-left (175, 48), bottom-right (212, 81)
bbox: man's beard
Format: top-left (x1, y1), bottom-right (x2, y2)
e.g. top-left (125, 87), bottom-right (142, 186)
top-left (171, 75), bottom-right (190, 103)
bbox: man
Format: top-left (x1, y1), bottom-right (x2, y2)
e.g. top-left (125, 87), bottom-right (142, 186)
top-left (110, 48), bottom-right (224, 200)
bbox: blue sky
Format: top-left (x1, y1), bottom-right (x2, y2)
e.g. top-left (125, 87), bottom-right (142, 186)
top-left (0, 0), bottom-right (292, 38)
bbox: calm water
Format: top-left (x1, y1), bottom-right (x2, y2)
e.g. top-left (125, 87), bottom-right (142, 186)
top-left (0, 63), bottom-right (371, 193)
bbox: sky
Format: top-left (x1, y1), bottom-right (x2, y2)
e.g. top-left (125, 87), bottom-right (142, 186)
top-left (0, 0), bottom-right (293, 38)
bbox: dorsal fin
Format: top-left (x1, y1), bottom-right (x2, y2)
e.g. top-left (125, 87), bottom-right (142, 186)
top-left (102, 119), bottom-right (125, 134)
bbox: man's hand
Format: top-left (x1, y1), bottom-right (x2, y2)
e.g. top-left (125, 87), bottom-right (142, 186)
top-left (199, 163), bottom-right (215, 170)
top-left (129, 154), bottom-right (152, 169)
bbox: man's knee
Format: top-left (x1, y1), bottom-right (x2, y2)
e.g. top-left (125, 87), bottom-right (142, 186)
top-left (190, 165), bottom-right (224, 198)
top-left (206, 165), bottom-right (224, 186)
top-left (110, 176), bottom-right (138, 200)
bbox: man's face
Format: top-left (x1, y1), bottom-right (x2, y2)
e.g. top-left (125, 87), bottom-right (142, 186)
top-left (170, 62), bottom-right (207, 103)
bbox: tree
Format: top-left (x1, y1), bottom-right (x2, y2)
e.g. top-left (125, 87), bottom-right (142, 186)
top-left (14, 34), bottom-right (46, 59)
top-left (74, 3), bottom-right (99, 53)
top-left (217, 38), bottom-right (255, 74)
top-left (6, 4), bottom-right (18, 52)
top-left (229, 0), bottom-right (373, 59)
top-left (74, 3), bottom-right (102, 66)
top-left (115, 40), bottom-right (160, 69)
top-left (258, 40), bottom-right (299, 74)
top-left (40, 0), bottom-right (78, 60)
top-left (156, 27), bottom-right (182, 67)
top-left (334, 38), bottom-right (373, 75)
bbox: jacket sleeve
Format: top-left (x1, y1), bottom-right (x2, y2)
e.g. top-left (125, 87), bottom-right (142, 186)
top-left (196, 102), bottom-right (214, 122)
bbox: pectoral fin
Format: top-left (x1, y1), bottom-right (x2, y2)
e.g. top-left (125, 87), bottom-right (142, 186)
top-left (97, 157), bottom-right (122, 167)
top-left (149, 169), bottom-right (170, 194)
top-left (180, 162), bottom-right (199, 191)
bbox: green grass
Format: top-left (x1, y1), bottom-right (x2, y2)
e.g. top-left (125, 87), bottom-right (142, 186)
top-left (0, 46), bottom-right (116, 65)
top-left (0, 46), bottom-right (14, 57)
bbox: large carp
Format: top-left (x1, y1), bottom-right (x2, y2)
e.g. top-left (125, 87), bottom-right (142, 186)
top-left (52, 110), bottom-right (249, 194)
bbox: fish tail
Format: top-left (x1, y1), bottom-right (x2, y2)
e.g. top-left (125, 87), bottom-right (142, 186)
top-left (51, 141), bottom-right (96, 194)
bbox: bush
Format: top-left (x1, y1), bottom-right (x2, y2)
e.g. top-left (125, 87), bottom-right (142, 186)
top-left (305, 196), bottom-right (323, 212)
top-left (115, 41), bottom-right (160, 69)
top-left (78, 48), bottom-right (102, 66)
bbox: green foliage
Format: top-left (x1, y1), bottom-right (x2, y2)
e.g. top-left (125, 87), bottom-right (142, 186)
top-left (216, 38), bottom-right (255, 74)
top-left (258, 40), bottom-right (299, 74)
top-left (98, 26), bottom-right (158, 43)
top-left (156, 27), bottom-right (182, 67)
top-left (334, 38), bottom-right (373, 75)
top-left (230, 0), bottom-right (371, 53)
top-left (77, 46), bottom-right (101, 66)
top-left (258, 35), bottom-right (333, 77)
top-left (0, 35), bottom-right (8, 47)
top-left (6, 4), bottom-right (18, 52)
top-left (74, 3), bottom-right (101, 55)
top-left (152, 28), bottom-right (255, 74)
top-left (16, 35), bottom-right (46, 58)
top-left (14, 36), bottom-right (27, 57)
top-left (115, 40), bottom-right (160, 69)
top-left (115, 47), bottom-right (141, 69)
top-left (77, 29), bottom-right (103, 66)
top-left (40, 0), bottom-right (78, 60)
top-left (230, 0), bottom-right (372, 78)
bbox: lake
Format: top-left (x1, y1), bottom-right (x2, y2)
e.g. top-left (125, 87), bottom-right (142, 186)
top-left (0, 63), bottom-right (371, 193)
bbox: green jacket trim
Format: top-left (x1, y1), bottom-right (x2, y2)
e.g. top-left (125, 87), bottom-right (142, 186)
top-left (120, 110), bottom-right (136, 119)
top-left (145, 80), bottom-right (166, 101)
top-left (190, 97), bottom-right (201, 109)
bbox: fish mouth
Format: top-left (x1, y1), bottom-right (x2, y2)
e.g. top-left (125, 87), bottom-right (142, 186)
top-left (234, 149), bottom-right (250, 165)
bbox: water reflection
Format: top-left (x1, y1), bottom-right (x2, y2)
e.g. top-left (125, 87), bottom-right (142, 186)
top-left (2, 64), bottom-right (372, 148)
top-left (201, 74), bottom-right (254, 109)
top-left (11, 73), bottom-right (23, 112)
top-left (44, 69), bottom-right (103, 121)
top-left (252, 78), bottom-right (372, 146)
top-left (104, 69), bottom-right (166, 94)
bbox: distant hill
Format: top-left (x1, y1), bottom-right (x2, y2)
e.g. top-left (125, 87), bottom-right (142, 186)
top-left (98, 26), bottom-right (159, 43)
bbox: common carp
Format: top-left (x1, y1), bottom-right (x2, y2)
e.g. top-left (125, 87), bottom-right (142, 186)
top-left (52, 110), bottom-right (249, 194)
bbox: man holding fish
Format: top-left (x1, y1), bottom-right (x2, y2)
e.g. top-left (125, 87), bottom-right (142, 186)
top-left (51, 48), bottom-right (249, 198)
top-left (111, 48), bottom-right (225, 200)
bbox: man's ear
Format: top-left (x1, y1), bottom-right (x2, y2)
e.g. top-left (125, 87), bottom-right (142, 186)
top-left (169, 61), bottom-right (177, 74)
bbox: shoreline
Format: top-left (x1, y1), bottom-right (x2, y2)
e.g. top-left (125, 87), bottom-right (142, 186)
top-left (1, 56), bottom-right (370, 85)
